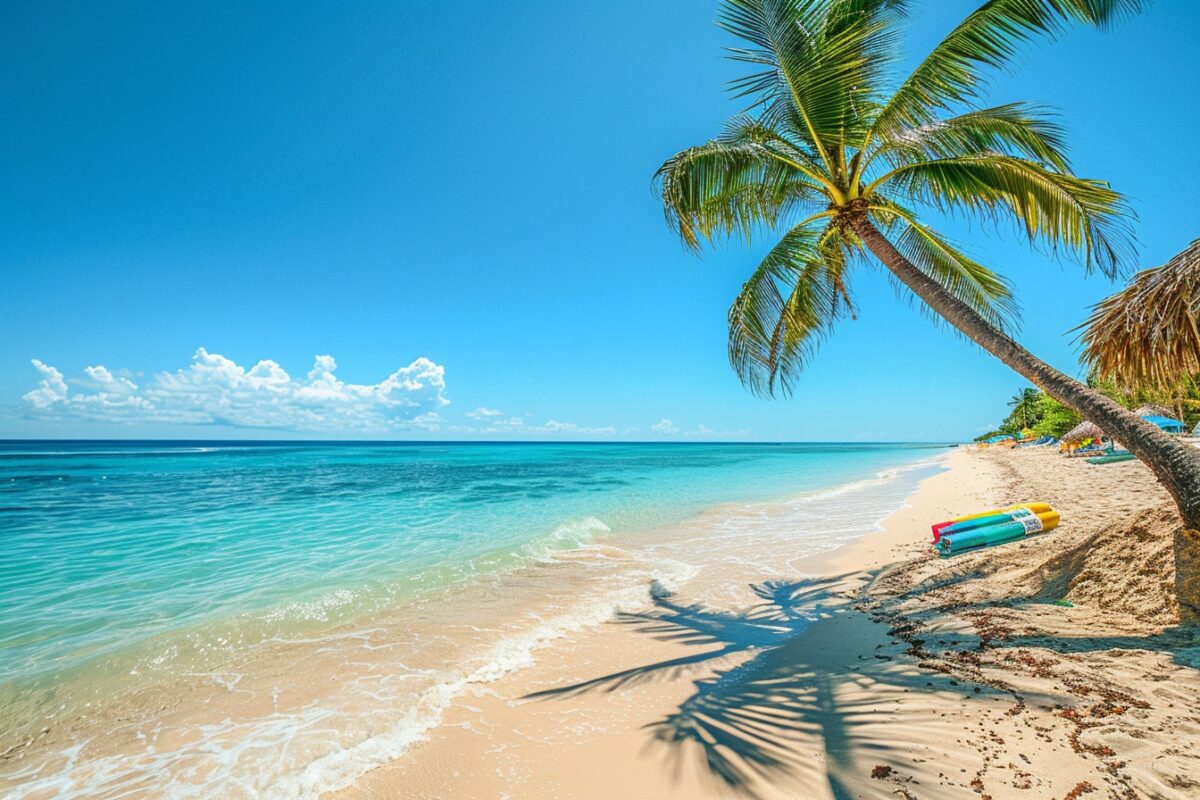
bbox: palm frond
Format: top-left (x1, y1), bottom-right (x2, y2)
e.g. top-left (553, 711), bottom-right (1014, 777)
top-left (870, 103), bottom-right (1070, 172)
top-left (655, 138), bottom-right (825, 250)
top-left (870, 202), bottom-right (1020, 331)
top-left (718, 0), bottom-right (899, 166)
top-left (728, 221), bottom-right (855, 397)
top-left (875, 153), bottom-right (1134, 276)
top-left (719, 114), bottom-right (831, 183)
top-left (869, 0), bottom-right (1144, 142)
top-left (1079, 239), bottom-right (1200, 389)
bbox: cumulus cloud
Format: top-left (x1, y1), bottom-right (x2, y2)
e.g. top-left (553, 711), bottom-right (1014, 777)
top-left (651, 418), bottom-right (679, 435)
top-left (24, 360), bottom-right (70, 408)
top-left (23, 349), bottom-right (448, 432)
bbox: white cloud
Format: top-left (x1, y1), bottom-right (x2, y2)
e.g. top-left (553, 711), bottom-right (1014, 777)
top-left (82, 365), bottom-right (138, 394)
top-left (23, 360), bottom-right (69, 408)
top-left (409, 412), bottom-right (444, 432)
top-left (23, 349), bottom-right (448, 432)
top-left (648, 418), bottom-right (749, 439)
top-left (651, 418), bottom-right (679, 435)
top-left (462, 407), bottom-right (526, 429)
top-left (447, 413), bottom-right (617, 437)
top-left (683, 424), bottom-right (751, 439)
top-left (466, 406), bottom-right (505, 420)
top-left (539, 419), bottom-right (617, 435)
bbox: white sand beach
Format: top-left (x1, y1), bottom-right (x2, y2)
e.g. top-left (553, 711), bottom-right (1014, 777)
top-left (331, 447), bottom-right (1200, 799)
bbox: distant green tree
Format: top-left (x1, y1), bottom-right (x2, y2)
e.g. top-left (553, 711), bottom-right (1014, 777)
top-left (984, 387), bottom-right (1080, 438)
top-left (1006, 387), bottom-right (1041, 430)
top-left (1030, 394), bottom-right (1081, 437)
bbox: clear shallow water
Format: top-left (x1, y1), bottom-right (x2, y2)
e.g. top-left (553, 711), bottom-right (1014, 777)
top-left (0, 440), bottom-right (948, 798)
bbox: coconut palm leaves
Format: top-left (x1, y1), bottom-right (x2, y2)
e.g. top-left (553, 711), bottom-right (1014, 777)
top-left (869, 103), bottom-right (1070, 172)
top-left (1080, 239), bottom-right (1200, 389)
top-left (1008, 387), bottom-right (1041, 429)
top-left (719, 0), bottom-right (903, 165)
top-left (869, 0), bottom-right (1143, 140)
top-left (726, 221), bottom-right (856, 395)
top-left (656, 0), bottom-right (1138, 396)
top-left (872, 153), bottom-right (1130, 273)
top-left (656, 123), bottom-right (827, 250)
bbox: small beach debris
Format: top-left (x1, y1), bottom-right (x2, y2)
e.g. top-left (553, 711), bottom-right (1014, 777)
top-left (870, 765), bottom-right (893, 779)
top-left (1063, 781), bottom-right (1095, 799)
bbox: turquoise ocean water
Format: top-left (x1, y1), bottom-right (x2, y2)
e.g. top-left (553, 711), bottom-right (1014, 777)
top-left (1, 440), bottom-right (948, 798)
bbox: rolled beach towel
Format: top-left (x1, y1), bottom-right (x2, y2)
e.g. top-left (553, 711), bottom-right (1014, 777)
top-left (931, 502), bottom-right (1052, 541)
top-left (937, 522), bottom-right (1026, 555)
top-left (936, 510), bottom-right (1060, 557)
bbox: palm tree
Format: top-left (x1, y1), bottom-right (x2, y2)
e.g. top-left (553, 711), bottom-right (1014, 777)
top-left (1007, 387), bottom-right (1040, 430)
top-left (655, 0), bottom-right (1200, 619)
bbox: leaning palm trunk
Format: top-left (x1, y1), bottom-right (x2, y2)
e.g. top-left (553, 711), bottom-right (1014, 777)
top-left (657, 0), bottom-right (1199, 620)
top-left (1078, 238), bottom-right (1200, 622)
top-left (849, 213), bottom-right (1200, 621)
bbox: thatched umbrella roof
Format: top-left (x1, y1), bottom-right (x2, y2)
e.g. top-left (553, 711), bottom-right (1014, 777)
top-left (1062, 420), bottom-right (1103, 444)
top-left (1133, 403), bottom-right (1174, 419)
top-left (1079, 238), bottom-right (1200, 389)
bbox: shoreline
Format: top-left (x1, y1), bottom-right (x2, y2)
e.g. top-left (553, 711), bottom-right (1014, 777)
top-left (7, 444), bottom-right (1198, 798)
top-left (330, 446), bottom-right (1200, 799)
top-left (1, 444), bottom-right (946, 800)
top-left (794, 446), bottom-right (984, 575)
top-left (327, 448), bottom-right (985, 799)
top-left (311, 448), bottom-right (953, 798)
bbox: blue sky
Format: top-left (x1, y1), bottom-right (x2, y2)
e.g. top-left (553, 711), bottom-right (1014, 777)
top-left (3, 1), bottom-right (1198, 441)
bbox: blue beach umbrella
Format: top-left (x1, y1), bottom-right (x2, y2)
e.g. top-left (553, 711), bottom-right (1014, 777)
top-left (1141, 415), bottom-right (1185, 433)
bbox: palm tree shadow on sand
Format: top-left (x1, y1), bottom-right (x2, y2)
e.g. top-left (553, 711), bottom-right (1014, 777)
top-left (523, 575), bottom-right (1029, 799)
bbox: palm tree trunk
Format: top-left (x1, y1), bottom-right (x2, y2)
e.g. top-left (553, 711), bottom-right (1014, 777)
top-left (847, 212), bottom-right (1200, 622)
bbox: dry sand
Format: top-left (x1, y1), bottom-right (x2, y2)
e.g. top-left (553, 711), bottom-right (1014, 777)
top-left (329, 448), bottom-right (1200, 800)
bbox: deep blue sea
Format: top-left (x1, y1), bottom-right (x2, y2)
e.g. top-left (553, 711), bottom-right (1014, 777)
top-left (0, 440), bottom-right (949, 798)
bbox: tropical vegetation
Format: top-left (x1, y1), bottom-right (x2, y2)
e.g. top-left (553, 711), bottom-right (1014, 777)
top-left (975, 375), bottom-right (1200, 443)
top-left (655, 0), bottom-right (1200, 618)
top-left (1007, 388), bottom-right (1041, 431)
top-left (974, 387), bottom-right (1081, 442)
